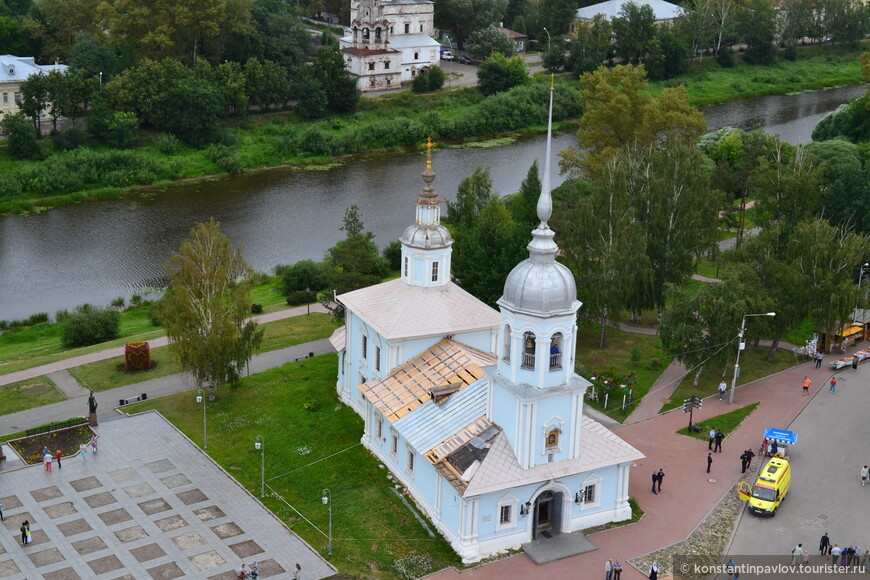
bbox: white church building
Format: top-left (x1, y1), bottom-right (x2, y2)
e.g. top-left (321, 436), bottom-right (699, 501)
top-left (329, 90), bottom-right (643, 562)
top-left (339, 0), bottom-right (441, 91)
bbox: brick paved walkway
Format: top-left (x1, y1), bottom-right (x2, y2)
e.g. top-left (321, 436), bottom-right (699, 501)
top-left (0, 412), bottom-right (336, 580)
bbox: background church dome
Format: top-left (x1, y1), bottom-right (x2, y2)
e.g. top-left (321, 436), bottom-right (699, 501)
top-left (500, 252), bottom-right (576, 315)
top-left (400, 222), bottom-right (453, 249)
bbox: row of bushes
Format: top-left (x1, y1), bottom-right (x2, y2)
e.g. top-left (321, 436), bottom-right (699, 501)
top-left (268, 83), bottom-right (583, 159)
top-left (0, 312), bottom-right (50, 332)
top-left (0, 148), bottom-right (173, 200)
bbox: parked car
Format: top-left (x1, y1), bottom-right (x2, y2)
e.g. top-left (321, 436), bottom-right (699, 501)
top-left (440, 51), bottom-right (454, 61)
top-left (456, 55), bottom-right (473, 65)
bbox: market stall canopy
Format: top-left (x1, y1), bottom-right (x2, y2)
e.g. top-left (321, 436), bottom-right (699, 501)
top-left (763, 428), bottom-right (797, 445)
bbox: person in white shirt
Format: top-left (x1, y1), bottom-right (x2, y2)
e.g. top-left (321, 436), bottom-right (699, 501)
top-left (831, 544), bottom-right (842, 566)
top-left (791, 543), bottom-right (803, 565)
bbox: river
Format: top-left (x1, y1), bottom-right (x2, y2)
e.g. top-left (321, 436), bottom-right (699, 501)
top-left (0, 84), bottom-right (865, 321)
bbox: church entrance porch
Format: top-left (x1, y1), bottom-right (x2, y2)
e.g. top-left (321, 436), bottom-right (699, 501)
top-left (532, 490), bottom-right (562, 539)
top-left (522, 529), bottom-right (598, 565)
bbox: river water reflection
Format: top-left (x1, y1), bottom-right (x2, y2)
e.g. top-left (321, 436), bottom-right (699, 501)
top-left (0, 84), bottom-right (865, 320)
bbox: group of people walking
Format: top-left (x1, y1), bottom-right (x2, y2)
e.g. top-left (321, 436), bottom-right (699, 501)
top-left (604, 558), bottom-right (624, 579)
top-left (816, 534), bottom-right (869, 568)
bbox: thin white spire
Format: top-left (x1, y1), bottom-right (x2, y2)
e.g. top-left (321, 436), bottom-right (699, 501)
top-left (536, 74), bottom-right (555, 227)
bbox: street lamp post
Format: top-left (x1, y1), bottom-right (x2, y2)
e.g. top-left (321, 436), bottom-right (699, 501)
top-left (543, 27), bottom-right (551, 56)
top-left (856, 262), bottom-right (869, 311)
top-left (321, 488), bottom-right (333, 556)
top-left (195, 389), bottom-right (207, 450)
top-left (306, 287), bottom-right (311, 315)
top-left (254, 436), bottom-right (265, 498)
top-left (729, 312), bottom-right (776, 404)
top-left (99, 71), bottom-right (102, 87)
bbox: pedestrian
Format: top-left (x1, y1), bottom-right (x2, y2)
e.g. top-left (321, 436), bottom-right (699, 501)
top-left (91, 435), bottom-right (98, 454)
top-left (236, 563), bottom-right (249, 578)
top-left (656, 469), bottom-right (664, 492)
top-left (24, 521), bottom-right (31, 544)
top-left (861, 465), bottom-right (868, 487)
top-left (820, 532), bottom-right (831, 556)
top-left (605, 558), bottom-right (613, 580)
top-left (851, 356), bottom-right (858, 372)
top-left (831, 544), bottom-right (841, 566)
top-left (802, 376), bottom-right (811, 395)
top-left (651, 472), bottom-right (657, 494)
top-left (648, 562), bottom-right (659, 580)
top-left (709, 428), bottom-right (716, 451)
top-left (707, 452), bottom-right (713, 473)
top-left (726, 559), bottom-right (736, 580)
top-left (791, 543), bottom-right (803, 566)
top-left (292, 563), bottom-right (302, 580)
top-left (20, 521), bottom-right (27, 545)
top-left (718, 380), bottom-right (727, 400)
top-left (840, 547), bottom-right (849, 568)
top-left (612, 558), bottom-right (622, 580)
top-left (80, 443), bottom-right (87, 462)
top-left (249, 561), bottom-right (260, 580)
top-left (830, 376), bottom-right (837, 393)
top-left (740, 450), bottom-right (748, 473)
top-left (55, 449), bottom-right (62, 469)
top-left (802, 549), bottom-right (810, 567)
top-left (41, 446), bottom-right (48, 457)
top-left (815, 351), bottom-right (823, 368)
top-left (44, 451), bottom-right (52, 472)
top-left (0, 500), bottom-right (4, 521)
top-left (714, 429), bottom-right (724, 453)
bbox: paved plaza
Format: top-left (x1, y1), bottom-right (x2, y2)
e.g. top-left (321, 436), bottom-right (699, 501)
top-left (0, 412), bottom-right (336, 580)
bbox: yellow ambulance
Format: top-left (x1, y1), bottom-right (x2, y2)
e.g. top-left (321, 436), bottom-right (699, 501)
top-left (739, 457), bottom-right (791, 517)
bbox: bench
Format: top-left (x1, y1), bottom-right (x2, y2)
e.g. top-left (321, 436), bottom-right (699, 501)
top-left (294, 352), bottom-right (315, 362)
top-left (119, 393), bottom-right (148, 406)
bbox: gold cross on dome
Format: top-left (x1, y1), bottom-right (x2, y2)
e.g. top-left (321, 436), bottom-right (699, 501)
top-left (423, 137), bottom-right (437, 169)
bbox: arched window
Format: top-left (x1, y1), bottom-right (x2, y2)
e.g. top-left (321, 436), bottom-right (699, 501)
top-left (363, 28), bottom-right (370, 40)
top-left (375, 27), bottom-right (381, 40)
top-left (522, 331), bottom-right (536, 369)
top-left (549, 333), bottom-right (563, 370)
top-left (353, 26), bottom-right (358, 41)
top-left (503, 325), bottom-right (511, 361)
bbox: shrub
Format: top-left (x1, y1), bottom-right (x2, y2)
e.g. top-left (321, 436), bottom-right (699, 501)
top-left (477, 52), bottom-right (528, 96)
top-left (205, 144), bottom-right (244, 174)
top-left (130, 294), bottom-right (143, 306)
top-left (281, 260), bottom-right (329, 295)
top-left (156, 134), bottom-right (182, 155)
top-left (111, 297), bottom-right (125, 309)
top-left (286, 290), bottom-right (318, 306)
top-left (51, 125), bottom-right (87, 151)
top-left (383, 240), bottom-right (402, 270)
top-left (60, 306), bottom-right (121, 347)
top-left (716, 49), bottom-right (735, 68)
top-left (0, 112), bottom-right (40, 160)
top-left (250, 303), bottom-right (263, 314)
top-left (106, 111), bottom-right (139, 148)
top-left (394, 553), bottom-right (432, 580)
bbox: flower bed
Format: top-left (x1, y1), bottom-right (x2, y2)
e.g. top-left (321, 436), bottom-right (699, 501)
top-left (9, 424), bottom-right (96, 464)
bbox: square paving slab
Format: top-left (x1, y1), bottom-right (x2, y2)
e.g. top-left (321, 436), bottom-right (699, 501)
top-left (97, 507), bottom-right (133, 526)
top-left (146, 561), bottom-right (185, 579)
top-left (83, 491), bottom-right (117, 509)
top-left (190, 549), bottom-right (227, 571)
top-left (69, 476), bottom-right (102, 492)
top-left (4, 511), bottom-right (34, 533)
top-left (108, 467), bottom-right (139, 483)
top-left (129, 542), bottom-right (166, 563)
top-left (0, 495), bottom-right (23, 510)
top-left (0, 560), bottom-right (21, 578)
top-left (171, 531), bottom-right (207, 550)
top-left (176, 489), bottom-right (208, 505)
top-left (57, 518), bottom-right (93, 537)
top-left (145, 459), bottom-right (176, 473)
top-left (137, 498), bottom-right (172, 516)
top-left (87, 554), bottom-right (124, 575)
top-left (123, 482), bottom-right (156, 498)
top-left (154, 514), bottom-right (188, 532)
top-left (42, 567), bottom-right (81, 580)
top-left (194, 505), bottom-right (226, 521)
top-left (210, 521), bottom-right (244, 539)
top-left (114, 524), bottom-right (149, 543)
top-left (160, 473), bottom-right (191, 489)
top-left (229, 539), bottom-right (264, 558)
top-left (25, 528), bottom-right (49, 546)
top-left (44, 501), bottom-right (77, 519)
top-left (28, 546), bottom-right (65, 566)
top-left (71, 535), bottom-right (108, 555)
top-left (30, 486), bottom-right (63, 502)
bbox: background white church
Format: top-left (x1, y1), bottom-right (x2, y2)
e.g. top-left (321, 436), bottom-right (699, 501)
top-left (329, 95), bottom-right (643, 562)
top-left (339, 0), bottom-right (441, 91)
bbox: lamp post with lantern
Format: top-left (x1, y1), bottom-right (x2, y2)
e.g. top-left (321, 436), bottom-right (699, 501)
top-left (729, 312), bottom-right (776, 404)
top-left (321, 489), bottom-right (333, 556)
top-left (195, 388), bottom-right (207, 450)
top-left (254, 436), bottom-right (265, 498)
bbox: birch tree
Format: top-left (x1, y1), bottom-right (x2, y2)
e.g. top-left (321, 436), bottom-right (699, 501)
top-left (157, 219), bottom-right (263, 400)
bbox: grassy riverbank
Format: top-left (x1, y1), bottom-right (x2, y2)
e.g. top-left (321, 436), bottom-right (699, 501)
top-left (1, 43), bottom-right (866, 216)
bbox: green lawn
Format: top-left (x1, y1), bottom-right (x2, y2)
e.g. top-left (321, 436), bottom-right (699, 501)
top-left (676, 403), bottom-right (760, 441)
top-left (0, 376), bottom-right (65, 415)
top-left (0, 277), bottom-right (294, 377)
top-left (575, 324), bottom-right (667, 422)
top-left (661, 348), bottom-right (799, 413)
top-left (125, 355), bottom-right (463, 580)
top-left (68, 313), bottom-right (340, 393)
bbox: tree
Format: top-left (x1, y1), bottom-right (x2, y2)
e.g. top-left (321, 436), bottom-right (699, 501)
top-left (538, 0), bottom-right (576, 36)
top-left (644, 29), bottom-right (689, 81)
top-left (156, 219), bottom-right (264, 400)
top-left (0, 112), bottom-right (40, 159)
top-left (805, 139), bottom-right (870, 234)
top-left (611, 1), bottom-right (656, 64)
top-left (558, 161), bottom-right (649, 347)
top-left (446, 165), bottom-right (496, 228)
top-left (506, 159), bottom-right (541, 226)
top-left (293, 66), bottom-right (327, 120)
top-left (476, 51), bottom-right (527, 96)
top-left (734, 0), bottom-right (777, 65)
top-left (411, 66), bottom-right (445, 93)
top-left (324, 205), bottom-right (389, 295)
top-left (466, 25), bottom-right (516, 59)
top-left (69, 32), bottom-right (116, 80)
top-left (560, 64), bottom-right (707, 178)
top-left (281, 259), bottom-right (329, 295)
top-left (314, 45), bottom-right (359, 113)
top-left (18, 72), bottom-right (49, 131)
top-left (60, 305), bottom-right (121, 347)
top-left (0, 15), bottom-right (31, 55)
top-left (434, 0), bottom-right (507, 45)
top-left (673, 0), bottom-right (716, 60)
top-left (748, 141), bottom-right (822, 229)
top-left (161, 76), bottom-right (227, 147)
top-left (567, 16), bottom-right (612, 75)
